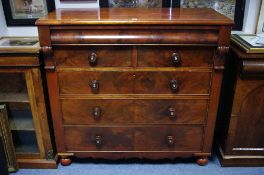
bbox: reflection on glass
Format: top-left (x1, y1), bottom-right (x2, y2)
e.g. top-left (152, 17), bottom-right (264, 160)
top-left (109, 0), bottom-right (162, 8)
top-left (181, 0), bottom-right (236, 19)
top-left (0, 73), bottom-right (38, 154)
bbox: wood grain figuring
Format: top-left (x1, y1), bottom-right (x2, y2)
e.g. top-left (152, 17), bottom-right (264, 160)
top-left (241, 60), bottom-right (264, 76)
top-left (138, 46), bottom-right (214, 67)
top-left (51, 29), bottom-right (219, 44)
top-left (64, 126), bottom-right (203, 151)
top-left (216, 42), bottom-right (264, 166)
top-left (61, 99), bottom-right (207, 125)
top-left (36, 8), bottom-right (233, 26)
top-left (58, 71), bottom-right (211, 95)
top-left (0, 55), bottom-right (39, 67)
top-left (0, 50), bottom-right (56, 168)
top-left (54, 46), bottom-right (132, 67)
top-left (37, 8), bottom-right (232, 164)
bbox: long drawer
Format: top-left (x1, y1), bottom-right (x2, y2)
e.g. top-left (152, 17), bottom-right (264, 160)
top-left (58, 71), bottom-right (211, 95)
top-left (61, 99), bottom-right (208, 125)
top-left (54, 46), bottom-right (214, 68)
top-left (64, 126), bottom-right (203, 151)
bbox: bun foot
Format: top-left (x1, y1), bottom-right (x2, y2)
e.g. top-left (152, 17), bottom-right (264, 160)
top-left (60, 157), bottom-right (72, 166)
top-left (196, 157), bottom-right (208, 166)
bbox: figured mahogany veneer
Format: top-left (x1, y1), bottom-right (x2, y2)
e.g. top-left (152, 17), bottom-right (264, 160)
top-left (58, 71), bottom-right (211, 95)
top-left (216, 44), bottom-right (264, 166)
top-left (36, 8), bottom-right (232, 166)
top-left (64, 126), bottom-right (203, 151)
top-left (61, 99), bottom-right (208, 125)
top-left (54, 46), bottom-right (214, 68)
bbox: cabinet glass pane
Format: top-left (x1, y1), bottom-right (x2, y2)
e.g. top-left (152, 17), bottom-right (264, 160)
top-left (0, 73), bottom-right (39, 154)
top-left (11, 131), bottom-right (39, 154)
top-left (0, 73), bottom-right (29, 102)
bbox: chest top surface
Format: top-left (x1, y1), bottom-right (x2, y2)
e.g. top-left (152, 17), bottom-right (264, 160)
top-left (36, 8), bottom-right (233, 26)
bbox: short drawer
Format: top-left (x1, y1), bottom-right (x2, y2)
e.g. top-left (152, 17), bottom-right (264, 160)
top-left (64, 126), bottom-right (203, 151)
top-left (54, 46), bottom-right (132, 67)
top-left (61, 99), bottom-right (207, 125)
top-left (58, 71), bottom-right (211, 95)
top-left (137, 46), bottom-right (214, 67)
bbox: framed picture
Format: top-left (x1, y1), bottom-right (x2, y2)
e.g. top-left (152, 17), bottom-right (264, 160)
top-left (99, 0), bottom-right (244, 30)
top-left (99, 0), bottom-right (179, 8)
top-left (0, 105), bottom-right (18, 172)
top-left (178, 0), bottom-right (245, 30)
top-left (1, 0), bottom-right (55, 26)
top-left (231, 34), bottom-right (264, 53)
top-left (0, 37), bottom-right (39, 52)
top-left (256, 0), bottom-right (264, 34)
top-left (60, 0), bottom-right (95, 1)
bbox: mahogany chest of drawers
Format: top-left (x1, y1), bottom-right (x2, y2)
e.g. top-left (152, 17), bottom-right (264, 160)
top-left (36, 8), bottom-right (232, 166)
top-left (216, 42), bottom-right (264, 166)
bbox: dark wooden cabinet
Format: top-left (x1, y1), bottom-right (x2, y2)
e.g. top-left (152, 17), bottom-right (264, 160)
top-left (0, 39), bottom-right (57, 168)
top-left (36, 8), bottom-right (232, 166)
top-left (216, 43), bottom-right (264, 166)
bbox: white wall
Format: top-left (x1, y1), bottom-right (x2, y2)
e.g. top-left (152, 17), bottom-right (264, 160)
top-left (242, 0), bottom-right (262, 34)
top-left (0, 1), bottom-right (7, 37)
top-left (0, 0), bottom-right (262, 36)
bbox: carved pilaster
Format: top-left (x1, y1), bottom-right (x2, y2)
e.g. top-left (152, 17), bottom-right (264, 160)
top-left (214, 46), bottom-right (229, 70)
top-left (41, 46), bottom-right (55, 71)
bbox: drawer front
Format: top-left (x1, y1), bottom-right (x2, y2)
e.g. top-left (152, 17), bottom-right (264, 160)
top-left (64, 126), bottom-right (203, 151)
top-left (54, 46), bottom-right (132, 67)
top-left (62, 99), bottom-right (207, 125)
top-left (58, 71), bottom-right (211, 95)
top-left (137, 46), bottom-right (214, 67)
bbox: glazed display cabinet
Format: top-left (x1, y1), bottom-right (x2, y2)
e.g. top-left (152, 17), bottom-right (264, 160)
top-left (0, 37), bottom-right (56, 168)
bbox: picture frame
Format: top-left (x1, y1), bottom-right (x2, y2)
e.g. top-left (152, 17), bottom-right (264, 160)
top-left (99, 0), bottom-right (244, 30)
top-left (256, 0), bottom-right (264, 34)
top-left (231, 34), bottom-right (264, 53)
top-left (178, 0), bottom-right (245, 30)
top-left (0, 104), bottom-right (18, 172)
top-left (99, 0), bottom-right (179, 8)
top-left (0, 37), bottom-right (40, 52)
top-left (1, 0), bottom-right (55, 26)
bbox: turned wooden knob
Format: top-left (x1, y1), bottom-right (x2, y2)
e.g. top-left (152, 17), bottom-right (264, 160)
top-left (88, 52), bottom-right (97, 66)
top-left (170, 80), bottom-right (179, 92)
top-left (92, 107), bottom-right (101, 119)
top-left (167, 135), bottom-right (175, 146)
top-left (95, 135), bottom-right (102, 147)
top-left (171, 53), bottom-right (181, 66)
top-left (90, 80), bottom-right (99, 93)
top-left (168, 107), bottom-right (176, 120)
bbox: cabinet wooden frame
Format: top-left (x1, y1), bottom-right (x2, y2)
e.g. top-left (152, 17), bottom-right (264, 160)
top-left (0, 49), bottom-right (57, 168)
top-left (0, 104), bottom-right (18, 172)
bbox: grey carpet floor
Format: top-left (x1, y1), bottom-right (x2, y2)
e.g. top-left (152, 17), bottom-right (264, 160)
top-left (13, 155), bottom-right (264, 175)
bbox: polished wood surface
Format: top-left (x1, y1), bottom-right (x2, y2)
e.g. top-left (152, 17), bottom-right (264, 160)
top-left (61, 99), bottom-right (207, 125)
top-left (58, 71), bottom-right (211, 94)
top-left (64, 126), bottom-right (203, 151)
top-left (37, 9), bottom-right (232, 165)
top-left (216, 43), bottom-right (264, 166)
top-left (36, 8), bottom-right (233, 26)
top-left (0, 49), bottom-right (57, 169)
